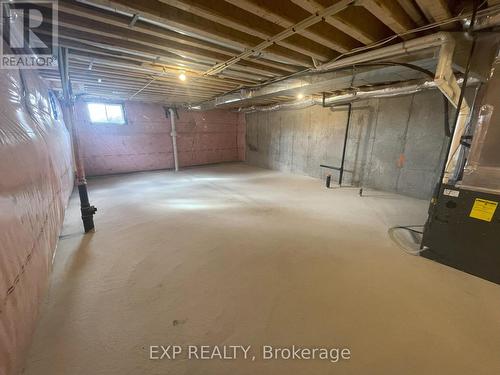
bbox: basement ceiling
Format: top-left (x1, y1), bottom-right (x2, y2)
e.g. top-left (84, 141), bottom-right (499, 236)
top-left (35, 0), bottom-right (493, 106)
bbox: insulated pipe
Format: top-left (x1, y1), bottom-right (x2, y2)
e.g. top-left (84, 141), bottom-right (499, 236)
top-left (204, 32), bottom-right (459, 109)
top-left (168, 108), bottom-right (179, 172)
top-left (197, 32), bottom-right (458, 110)
top-left (239, 76), bottom-right (480, 114)
top-left (316, 32), bottom-right (454, 72)
top-left (239, 78), bottom-right (478, 113)
top-left (318, 31), bottom-right (473, 184)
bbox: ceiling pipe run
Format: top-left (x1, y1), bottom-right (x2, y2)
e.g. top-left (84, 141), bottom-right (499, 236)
top-left (238, 77), bottom-right (478, 113)
top-left (196, 32), bottom-right (467, 110)
top-left (197, 31), bottom-right (474, 186)
top-left (315, 32), bottom-right (454, 72)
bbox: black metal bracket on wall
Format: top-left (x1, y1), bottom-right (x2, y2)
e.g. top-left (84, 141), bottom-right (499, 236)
top-left (319, 102), bottom-right (353, 187)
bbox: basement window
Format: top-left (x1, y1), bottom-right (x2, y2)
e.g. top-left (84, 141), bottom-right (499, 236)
top-left (87, 102), bottom-right (126, 125)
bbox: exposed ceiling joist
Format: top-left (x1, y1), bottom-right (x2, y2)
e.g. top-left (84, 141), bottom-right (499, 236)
top-left (397, 0), bottom-right (427, 26)
top-left (50, 10), bottom-right (300, 74)
top-left (289, 0), bottom-right (392, 45)
top-left (41, 29), bottom-right (274, 82)
top-left (156, 0), bottom-right (338, 61)
top-left (55, 1), bottom-right (243, 57)
top-left (415, 0), bottom-right (452, 23)
top-left (30, 0), bottom-right (494, 106)
top-left (68, 53), bottom-right (256, 85)
top-left (360, 0), bottom-right (417, 34)
top-left (223, 0), bottom-right (360, 53)
top-left (78, 0), bottom-right (316, 67)
top-left (202, 0), bottom-right (356, 76)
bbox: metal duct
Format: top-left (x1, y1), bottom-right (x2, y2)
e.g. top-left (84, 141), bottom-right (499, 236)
top-left (194, 32), bottom-right (456, 110)
top-left (239, 77), bottom-right (478, 113)
top-left (323, 79), bottom-right (438, 105)
top-left (316, 32), bottom-right (454, 72)
top-left (473, 8), bottom-right (500, 30)
top-left (240, 98), bottom-right (321, 113)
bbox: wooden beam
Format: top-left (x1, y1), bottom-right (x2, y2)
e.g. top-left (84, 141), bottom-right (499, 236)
top-left (49, 1), bottom-right (303, 72)
top-left (72, 87), bottom-right (209, 102)
top-left (65, 47), bottom-right (260, 86)
top-left (70, 67), bottom-right (237, 90)
top-left (42, 73), bottom-right (227, 95)
top-left (397, 0), bottom-right (427, 26)
top-left (225, 0), bottom-right (361, 53)
top-left (52, 0), bottom-right (241, 56)
top-left (360, 0), bottom-right (416, 34)
top-left (46, 79), bottom-right (219, 99)
top-left (44, 74), bottom-right (219, 97)
top-left (67, 53), bottom-right (258, 85)
top-left (41, 67), bottom-right (238, 92)
top-left (202, 0), bottom-right (356, 75)
top-left (73, 81), bottom-right (219, 96)
top-left (415, 0), bottom-right (452, 23)
top-left (81, 0), bottom-right (316, 67)
top-left (41, 28), bottom-right (275, 81)
top-left (48, 79), bottom-right (205, 102)
top-left (157, 0), bottom-right (337, 61)
top-left (66, 61), bottom-right (245, 89)
top-left (50, 11), bottom-right (297, 76)
top-left (42, 81), bottom-right (212, 101)
top-left (290, 0), bottom-right (392, 45)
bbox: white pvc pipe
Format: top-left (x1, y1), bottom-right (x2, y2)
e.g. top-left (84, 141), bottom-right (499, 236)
top-left (168, 108), bottom-right (179, 172)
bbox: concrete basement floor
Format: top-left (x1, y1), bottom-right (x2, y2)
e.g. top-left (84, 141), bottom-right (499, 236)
top-left (24, 163), bottom-right (500, 375)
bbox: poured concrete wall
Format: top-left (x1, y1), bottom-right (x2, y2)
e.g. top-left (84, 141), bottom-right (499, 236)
top-left (246, 90), bottom-right (451, 199)
top-left (74, 101), bottom-right (245, 176)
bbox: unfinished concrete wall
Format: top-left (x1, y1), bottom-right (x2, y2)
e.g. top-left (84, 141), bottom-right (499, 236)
top-left (246, 90), bottom-right (451, 199)
top-left (74, 101), bottom-right (245, 176)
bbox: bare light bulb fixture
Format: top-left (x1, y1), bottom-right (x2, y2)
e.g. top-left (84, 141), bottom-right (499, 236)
top-left (297, 93), bottom-right (304, 99)
top-left (178, 71), bottom-right (187, 81)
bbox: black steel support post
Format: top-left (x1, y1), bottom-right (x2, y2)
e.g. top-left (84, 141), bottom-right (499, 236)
top-left (58, 47), bottom-right (97, 233)
top-left (339, 103), bottom-right (352, 186)
top-left (78, 183), bottom-right (97, 233)
top-left (319, 103), bottom-right (353, 186)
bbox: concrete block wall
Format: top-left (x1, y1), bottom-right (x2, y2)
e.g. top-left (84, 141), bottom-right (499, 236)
top-left (246, 90), bottom-right (452, 199)
top-left (74, 100), bottom-right (245, 176)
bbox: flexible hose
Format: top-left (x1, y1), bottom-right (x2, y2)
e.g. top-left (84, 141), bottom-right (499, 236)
top-left (388, 225), bottom-right (424, 256)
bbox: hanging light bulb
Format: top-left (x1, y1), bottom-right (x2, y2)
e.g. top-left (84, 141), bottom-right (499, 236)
top-left (178, 71), bottom-right (187, 81)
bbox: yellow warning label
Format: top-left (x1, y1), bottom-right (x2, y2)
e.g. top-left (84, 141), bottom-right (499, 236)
top-left (469, 198), bottom-right (498, 222)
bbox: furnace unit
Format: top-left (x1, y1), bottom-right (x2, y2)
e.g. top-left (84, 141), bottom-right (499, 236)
top-left (421, 56), bottom-right (500, 284)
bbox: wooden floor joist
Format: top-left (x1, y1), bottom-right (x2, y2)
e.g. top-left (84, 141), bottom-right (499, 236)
top-left (30, 0), bottom-right (484, 105)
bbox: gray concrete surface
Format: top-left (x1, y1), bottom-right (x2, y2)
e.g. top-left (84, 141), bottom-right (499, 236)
top-left (246, 90), bottom-right (453, 199)
top-left (24, 163), bottom-right (500, 375)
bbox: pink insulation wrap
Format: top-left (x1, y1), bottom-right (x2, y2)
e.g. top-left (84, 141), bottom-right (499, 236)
top-left (74, 100), bottom-right (245, 176)
top-left (0, 64), bottom-right (73, 374)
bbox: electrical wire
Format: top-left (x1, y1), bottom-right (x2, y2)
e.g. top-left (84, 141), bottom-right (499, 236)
top-left (339, 61), bottom-right (452, 137)
top-left (392, 225), bottom-right (424, 235)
